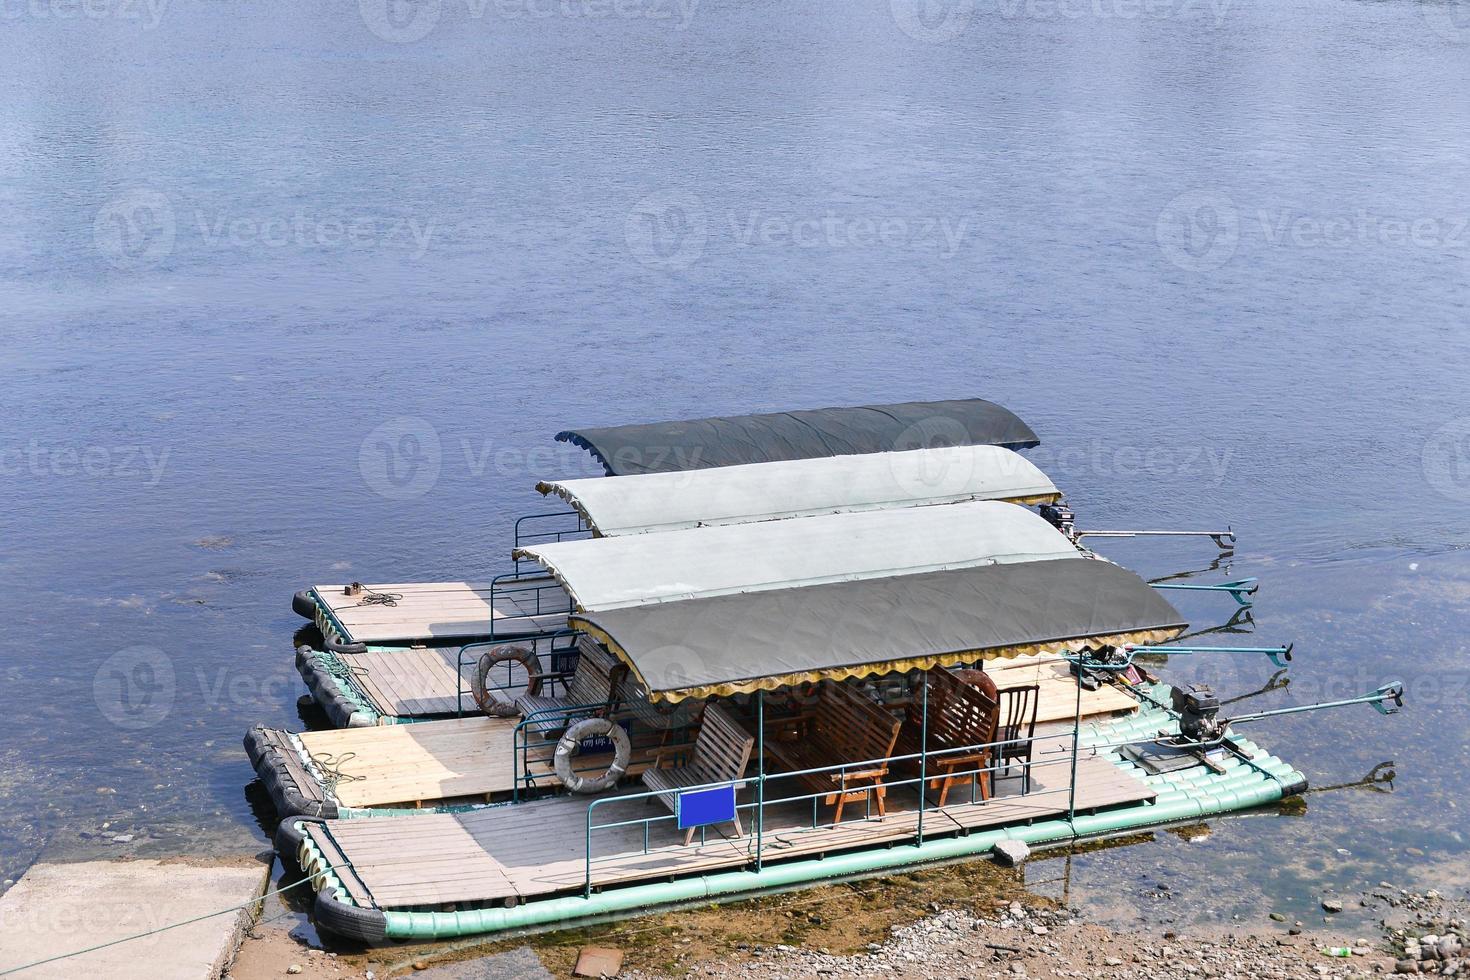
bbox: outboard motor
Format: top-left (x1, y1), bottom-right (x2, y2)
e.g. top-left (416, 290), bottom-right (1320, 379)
top-left (1039, 502), bottom-right (1076, 540)
top-left (1171, 684), bottom-right (1224, 743)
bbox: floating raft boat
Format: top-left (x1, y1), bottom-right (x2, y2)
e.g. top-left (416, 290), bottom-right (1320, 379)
top-left (279, 682), bottom-right (1305, 943)
top-left (263, 397), bottom-right (1402, 945)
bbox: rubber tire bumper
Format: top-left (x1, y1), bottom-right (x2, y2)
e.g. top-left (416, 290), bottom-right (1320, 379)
top-left (292, 589), bottom-right (318, 621)
top-left (244, 726), bottom-right (339, 820)
top-left (295, 645), bottom-right (376, 728)
top-left (314, 887), bottom-right (388, 943)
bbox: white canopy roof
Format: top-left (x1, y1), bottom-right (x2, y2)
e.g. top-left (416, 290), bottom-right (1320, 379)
top-left (536, 445), bottom-right (1060, 537)
top-left (514, 499), bottom-right (1080, 611)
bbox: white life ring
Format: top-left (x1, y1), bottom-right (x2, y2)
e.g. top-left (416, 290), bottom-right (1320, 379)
top-left (554, 717), bottom-right (632, 794)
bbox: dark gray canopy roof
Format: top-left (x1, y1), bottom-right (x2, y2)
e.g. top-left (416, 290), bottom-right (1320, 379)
top-left (556, 398), bottom-right (1040, 476)
top-left (572, 558), bottom-right (1186, 701)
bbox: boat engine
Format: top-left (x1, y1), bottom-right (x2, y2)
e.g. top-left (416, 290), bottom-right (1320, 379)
top-left (1039, 502), bottom-right (1076, 539)
top-left (1170, 684), bottom-right (1225, 743)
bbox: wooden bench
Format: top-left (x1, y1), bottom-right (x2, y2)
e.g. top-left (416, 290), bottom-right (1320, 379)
top-left (761, 682), bottom-right (903, 824)
top-left (516, 636), bottom-right (625, 733)
top-left (893, 666), bottom-right (999, 807)
top-left (643, 703), bottom-right (755, 845)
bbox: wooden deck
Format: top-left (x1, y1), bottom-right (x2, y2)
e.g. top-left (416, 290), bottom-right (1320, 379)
top-left (304, 731), bottom-right (1155, 910)
top-left (330, 647), bottom-right (472, 718)
top-left (294, 716), bottom-right (683, 809)
top-left (988, 655), bottom-right (1139, 723)
top-left (314, 580), bottom-right (571, 645)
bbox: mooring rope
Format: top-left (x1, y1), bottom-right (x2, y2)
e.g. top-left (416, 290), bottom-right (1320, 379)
top-left (352, 587), bottom-right (403, 608)
top-left (0, 863), bottom-right (347, 976)
top-left (308, 750), bottom-right (366, 815)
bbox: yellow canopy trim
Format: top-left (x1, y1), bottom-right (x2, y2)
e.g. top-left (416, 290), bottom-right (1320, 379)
top-left (570, 618), bottom-right (1185, 704)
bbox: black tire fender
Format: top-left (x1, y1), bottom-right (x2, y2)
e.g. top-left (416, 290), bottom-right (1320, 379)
top-left (322, 635), bottom-right (368, 656)
top-left (292, 589), bottom-right (318, 621)
top-left (314, 886), bottom-right (388, 943)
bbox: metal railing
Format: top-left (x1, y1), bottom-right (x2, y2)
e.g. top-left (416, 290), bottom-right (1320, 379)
top-left (455, 628), bottom-right (583, 717)
top-left (512, 511), bottom-right (591, 572)
top-left (580, 724), bottom-right (1087, 899)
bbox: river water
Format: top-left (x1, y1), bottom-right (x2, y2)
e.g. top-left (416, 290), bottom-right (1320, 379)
top-left (2, 0), bottom-right (1469, 936)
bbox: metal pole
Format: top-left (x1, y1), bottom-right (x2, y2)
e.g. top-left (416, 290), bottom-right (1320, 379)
top-left (1066, 663), bottom-right (1082, 825)
top-left (755, 690), bottom-right (765, 873)
top-left (916, 676), bottom-right (928, 846)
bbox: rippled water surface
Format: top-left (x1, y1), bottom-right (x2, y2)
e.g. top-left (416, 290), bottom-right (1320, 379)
top-left (3, 0), bottom-right (1469, 927)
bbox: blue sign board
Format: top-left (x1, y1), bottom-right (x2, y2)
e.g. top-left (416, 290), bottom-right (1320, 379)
top-left (676, 783), bottom-right (737, 830)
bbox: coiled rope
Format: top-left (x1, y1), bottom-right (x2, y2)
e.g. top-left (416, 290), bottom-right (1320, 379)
top-left (308, 751), bottom-right (366, 815)
top-left (352, 587), bottom-right (402, 608)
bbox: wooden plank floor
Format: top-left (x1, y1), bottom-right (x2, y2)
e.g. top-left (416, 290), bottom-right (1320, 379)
top-left (988, 657), bottom-right (1139, 723)
top-left (299, 717), bottom-right (520, 809)
top-left (334, 647), bottom-right (473, 717)
top-left (308, 748), bottom-right (1155, 910)
top-left (295, 717), bottom-right (682, 809)
top-left (316, 580), bottom-right (571, 644)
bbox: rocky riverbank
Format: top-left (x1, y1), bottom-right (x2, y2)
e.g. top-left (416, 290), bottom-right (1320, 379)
top-left (226, 875), bottom-right (1468, 979)
top-left (616, 884), bottom-right (1470, 980)
top-left (1373, 887), bottom-right (1467, 975)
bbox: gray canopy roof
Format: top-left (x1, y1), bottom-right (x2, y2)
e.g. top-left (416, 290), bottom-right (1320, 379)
top-left (556, 398), bottom-right (1040, 476)
top-left (572, 558), bottom-right (1187, 701)
top-left (517, 500), bottom-right (1081, 611)
top-left (537, 445), bottom-right (1060, 537)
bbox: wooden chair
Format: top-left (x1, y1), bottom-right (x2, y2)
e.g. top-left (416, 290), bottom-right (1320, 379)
top-left (761, 682), bottom-right (903, 824)
top-left (993, 682), bottom-right (1040, 794)
top-left (643, 703), bottom-right (755, 845)
top-left (894, 666), bottom-right (999, 807)
top-left (515, 636), bottom-right (625, 733)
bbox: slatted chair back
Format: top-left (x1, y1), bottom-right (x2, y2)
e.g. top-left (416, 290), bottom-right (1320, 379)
top-left (995, 682), bottom-right (1040, 790)
top-left (565, 636), bottom-right (623, 708)
top-left (813, 682), bottom-right (903, 769)
top-left (911, 666), bottom-right (999, 754)
top-left (689, 703), bottom-right (755, 784)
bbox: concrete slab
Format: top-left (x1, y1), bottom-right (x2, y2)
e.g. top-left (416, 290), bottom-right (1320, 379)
top-left (0, 858), bottom-right (270, 979)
